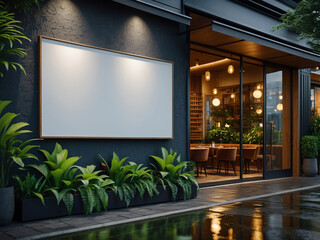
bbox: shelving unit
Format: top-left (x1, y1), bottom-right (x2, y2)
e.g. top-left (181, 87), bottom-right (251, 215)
top-left (190, 92), bottom-right (203, 141)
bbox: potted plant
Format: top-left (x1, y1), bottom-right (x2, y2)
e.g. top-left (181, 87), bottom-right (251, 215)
top-left (301, 135), bottom-right (319, 177)
top-left (0, 101), bottom-right (39, 225)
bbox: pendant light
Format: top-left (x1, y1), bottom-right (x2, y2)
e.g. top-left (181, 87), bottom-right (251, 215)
top-left (196, 59), bottom-right (199, 66)
top-left (253, 84), bottom-right (262, 99)
top-left (277, 103), bottom-right (283, 111)
top-left (212, 88), bottom-right (218, 95)
top-left (212, 98), bottom-right (220, 107)
top-left (205, 71), bottom-right (210, 81)
top-left (227, 59), bottom-right (234, 74)
top-left (231, 93), bottom-right (235, 99)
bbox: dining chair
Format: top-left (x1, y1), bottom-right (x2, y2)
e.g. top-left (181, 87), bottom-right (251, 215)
top-left (243, 146), bottom-right (260, 173)
top-left (216, 147), bottom-right (237, 175)
top-left (190, 148), bottom-right (209, 177)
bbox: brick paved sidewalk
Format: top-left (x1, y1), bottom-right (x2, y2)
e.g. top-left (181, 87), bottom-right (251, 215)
top-left (1, 177), bottom-right (320, 240)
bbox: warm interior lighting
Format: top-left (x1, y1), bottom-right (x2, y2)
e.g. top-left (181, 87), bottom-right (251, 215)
top-left (316, 66), bottom-right (319, 70)
top-left (205, 71), bottom-right (210, 81)
top-left (212, 98), bottom-right (220, 106)
top-left (277, 103), bottom-right (283, 111)
top-left (257, 84), bottom-right (261, 90)
top-left (279, 95), bottom-right (283, 100)
top-left (225, 123), bottom-right (230, 127)
top-left (227, 64), bottom-right (234, 74)
top-left (212, 88), bottom-right (218, 95)
top-left (195, 59), bottom-right (199, 66)
top-left (259, 123), bottom-right (263, 127)
top-left (256, 108), bottom-right (262, 114)
top-left (253, 89), bottom-right (262, 99)
top-left (231, 93), bottom-right (235, 99)
top-left (190, 58), bottom-right (229, 71)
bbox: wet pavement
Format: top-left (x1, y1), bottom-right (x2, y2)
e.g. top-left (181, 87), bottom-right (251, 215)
top-left (1, 177), bottom-right (320, 240)
top-left (51, 189), bottom-right (320, 240)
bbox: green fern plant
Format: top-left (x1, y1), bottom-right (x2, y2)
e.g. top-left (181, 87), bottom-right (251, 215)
top-left (0, 1), bottom-right (30, 78)
top-left (150, 147), bottom-right (198, 200)
top-left (75, 165), bottom-right (114, 214)
top-left (3, 0), bottom-right (46, 12)
top-left (29, 143), bottom-right (81, 214)
top-left (99, 153), bottom-right (135, 206)
top-left (127, 162), bottom-right (159, 199)
top-left (13, 172), bottom-right (46, 205)
top-left (0, 100), bottom-right (39, 188)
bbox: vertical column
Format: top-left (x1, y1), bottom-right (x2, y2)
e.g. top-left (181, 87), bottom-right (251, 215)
top-left (292, 69), bottom-right (300, 177)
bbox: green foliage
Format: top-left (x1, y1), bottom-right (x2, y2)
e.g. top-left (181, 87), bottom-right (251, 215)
top-left (272, 128), bottom-right (283, 145)
top-left (75, 165), bottom-right (113, 214)
top-left (150, 147), bottom-right (198, 200)
top-left (243, 124), bottom-right (263, 144)
top-left (0, 100), bottom-right (39, 188)
top-left (29, 143), bottom-right (81, 214)
top-left (99, 153), bottom-right (134, 206)
top-left (301, 135), bottom-right (319, 158)
top-left (273, 0), bottom-right (320, 52)
top-left (3, 0), bottom-right (46, 12)
top-left (127, 162), bottom-right (159, 199)
top-left (13, 172), bottom-right (46, 205)
top-left (99, 153), bottom-right (159, 206)
top-left (0, 1), bottom-right (30, 78)
top-left (311, 116), bottom-right (320, 137)
top-left (205, 127), bottom-right (240, 144)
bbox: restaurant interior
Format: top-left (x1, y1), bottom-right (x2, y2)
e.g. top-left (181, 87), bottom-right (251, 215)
top-left (189, 13), bottom-right (291, 185)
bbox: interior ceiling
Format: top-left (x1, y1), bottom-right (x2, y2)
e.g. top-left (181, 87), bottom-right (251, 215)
top-left (189, 13), bottom-right (320, 69)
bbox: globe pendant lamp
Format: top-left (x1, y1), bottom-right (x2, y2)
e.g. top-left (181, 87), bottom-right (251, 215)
top-left (227, 64), bottom-right (234, 74)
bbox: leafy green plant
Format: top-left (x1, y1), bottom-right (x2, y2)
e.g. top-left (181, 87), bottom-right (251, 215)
top-left (205, 127), bottom-right (240, 144)
top-left (99, 153), bottom-right (159, 206)
top-left (99, 153), bottom-right (135, 206)
top-left (13, 172), bottom-right (46, 205)
top-left (311, 116), bottom-right (320, 137)
top-left (301, 135), bottom-right (319, 159)
top-left (243, 124), bottom-right (263, 144)
top-left (0, 100), bottom-right (39, 188)
top-left (150, 147), bottom-right (198, 200)
top-left (273, 0), bottom-right (320, 52)
top-left (75, 165), bottom-right (114, 214)
top-left (3, 0), bottom-right (47, 12)
top-left (127, 162), bottom-right (159, 199)
top-left (29, 143), bottom-right (81, 214)
top-left (0, 1), bottom-right (30, 78)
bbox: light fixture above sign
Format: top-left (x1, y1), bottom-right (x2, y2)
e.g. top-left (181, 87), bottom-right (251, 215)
top-left (212, 98), bottom-right (220, 107)
top-left (205, 71), bottom-right (210, 81)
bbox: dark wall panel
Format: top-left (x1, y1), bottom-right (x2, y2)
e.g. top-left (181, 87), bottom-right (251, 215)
top-left (299, 68), bottom-right (311, 137)
top-left (0, 0), bottom-right (188, 166)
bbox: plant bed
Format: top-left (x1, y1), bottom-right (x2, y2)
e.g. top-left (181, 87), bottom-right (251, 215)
top-left (14, 184), bottom-right (198, 222)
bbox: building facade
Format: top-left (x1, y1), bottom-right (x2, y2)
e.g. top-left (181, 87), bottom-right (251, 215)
top-left (1, 0), bottom-right (319, 183)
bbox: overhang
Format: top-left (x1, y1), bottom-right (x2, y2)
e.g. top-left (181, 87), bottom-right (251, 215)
top-left (189, 13), bottom-right (320, 69)
top-left (112, 0), bottom-right (191, 25)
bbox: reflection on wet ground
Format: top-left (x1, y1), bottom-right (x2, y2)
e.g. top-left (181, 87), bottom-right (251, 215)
top-left (55, 189), bottom-right (320, 240)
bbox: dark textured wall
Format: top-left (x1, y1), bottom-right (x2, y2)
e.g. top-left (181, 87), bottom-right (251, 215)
top-left (0, 0), bottom-right (188, 166)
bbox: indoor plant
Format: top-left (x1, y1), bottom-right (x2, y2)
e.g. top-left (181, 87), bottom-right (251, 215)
top-left (301, 135), bottom-right (319, 177)
top-left (0, 100), bottom-right (38, 225)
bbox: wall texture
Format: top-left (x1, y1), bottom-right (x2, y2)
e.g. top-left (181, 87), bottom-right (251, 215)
top-left (0, 0), bottom-right (189, 166)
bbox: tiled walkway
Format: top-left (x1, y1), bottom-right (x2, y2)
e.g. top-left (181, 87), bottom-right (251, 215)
top-left (1, 177), bottom-right (320, 240)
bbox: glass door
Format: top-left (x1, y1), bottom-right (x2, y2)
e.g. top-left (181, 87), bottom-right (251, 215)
top-left (242, 59), bottom-right (264, 179)
top-left (264, 66), bottom-right (292, 178)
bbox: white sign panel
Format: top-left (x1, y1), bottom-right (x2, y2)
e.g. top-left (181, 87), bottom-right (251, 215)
top-left (40, 37), bottom-right (173, 139)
